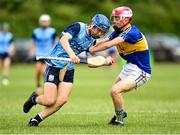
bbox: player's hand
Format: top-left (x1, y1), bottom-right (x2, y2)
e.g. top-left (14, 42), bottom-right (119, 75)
top-left (70, 54), bottom-right (80, 63)
top-left (104, 56), bottom-right (114, 66)
top-left (28, 52), bottom-right (35, 60)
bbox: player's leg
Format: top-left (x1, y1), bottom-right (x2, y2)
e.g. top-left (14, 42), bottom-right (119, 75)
top-left (41, 62), bottom-right (47, 76)
top-left (36, 82), bottom-right (57, 105)
top-left (28, 69), bottom-right (74, 126)
top-left (2, 56), bottom-right (11, 86)
top-left (23, 66), bottom-right (58, 113)
top-left (41, 82), bottom-right (73, 118)
top-left (35, 61), bottom-right (42, 88)
top-left (109, 63), bottom-right (151, 126)
top-left (109, 76), bottom-right (136, 126)
top-left (111, 76), bottom-right (136, 110)
top-left (23, 82), bottom-right (57, 113)
top-left (35, 62), bottom-right (47, 95)
top-left (29, 82), bottom-right (73, 126)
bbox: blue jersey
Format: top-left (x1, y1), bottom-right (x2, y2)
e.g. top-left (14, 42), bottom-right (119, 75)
top-left (109, 24), bottom-right (151, 74)
top-left (32, 27), bottom-right (56, 56)
top-left (46, 22), bottom-right (96, 70)
top-left (0, 32), bottom-right (13, 53)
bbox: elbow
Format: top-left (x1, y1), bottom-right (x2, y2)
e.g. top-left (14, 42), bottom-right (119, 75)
top-left (59, 37), bottom-right (64, 44)
top-left (60, 35), bottom-right (69, 45)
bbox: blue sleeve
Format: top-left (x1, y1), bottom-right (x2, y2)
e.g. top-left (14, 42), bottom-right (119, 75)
top-left (52, 32), bottom-right (56, 41)
top-left (124, 31), bottom-right (143, 44)
top-left (109, 31), bottom-right (119, 40)
top-left (62, 23), bottom-right (81, 38)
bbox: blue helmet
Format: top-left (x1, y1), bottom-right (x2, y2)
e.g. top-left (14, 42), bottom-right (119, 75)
top-left (92, 14), bottom-right (110, 32)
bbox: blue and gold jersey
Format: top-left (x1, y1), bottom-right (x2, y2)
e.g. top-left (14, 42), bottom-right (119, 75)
top-left (109, 24), bottom-right (151, 74)
top-left (0, 32), bottom-right (13, 53)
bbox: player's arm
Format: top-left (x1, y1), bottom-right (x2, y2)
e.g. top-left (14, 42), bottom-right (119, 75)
top-left (29, 32), bottom-right (36, 58)
top-left (59, 35), bottom-right (80, 63)
top-left (86, 38), bottom-right (115, 66)
top-left (29, 41), bottom-right (35, 58)
top-left (59, 22), bottom-right (81, 63)
top-left (8, 43), bottom-right (14, 56)
top-left (95, 37), bottom-right (109, 45)
top-left (89, 36), bottom-right (124, 53)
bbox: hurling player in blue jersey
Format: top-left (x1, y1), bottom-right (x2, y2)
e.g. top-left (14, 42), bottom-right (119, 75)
top-left (90, 7), bottom-right (151, 126)
top-left (30, 14), bottom-right (56, 92)
top-left (0, 23), bottom-right (14, 86)
top-left (23, 14), bottom-right (111, 126)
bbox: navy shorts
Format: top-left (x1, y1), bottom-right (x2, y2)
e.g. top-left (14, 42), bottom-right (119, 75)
top-left (44, 66), bottom-right (74, 86)
top-left (0, 53), bottom-right (9, 60)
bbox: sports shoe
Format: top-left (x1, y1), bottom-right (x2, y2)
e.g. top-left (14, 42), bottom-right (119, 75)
top-left (23, 92), bottom-right (38, 113)
top-left (28, 119), bottom-right (39, 127)
top-left (108, 111), bottom-right (127, 126)
top-left (2, 78), bottom-right (9, 86)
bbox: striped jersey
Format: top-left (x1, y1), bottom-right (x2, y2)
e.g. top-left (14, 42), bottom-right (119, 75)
top-left (109, 24), bottom-right (151, 74)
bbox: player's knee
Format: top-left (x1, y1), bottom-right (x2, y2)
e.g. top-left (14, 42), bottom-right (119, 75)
top-left (46, 98), bottom-right (56, 106)
top-left (57, 98), bottom-right (68, 106)
top-left (4, 58), bottom-right (10, 65)
top-left (110, 86), bottom-right (124, 97)
top-left (111, 86), bottom-right (119, 96)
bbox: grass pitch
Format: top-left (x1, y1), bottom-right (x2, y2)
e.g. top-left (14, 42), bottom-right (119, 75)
top-left (0, 63), bottom-right (180, 134)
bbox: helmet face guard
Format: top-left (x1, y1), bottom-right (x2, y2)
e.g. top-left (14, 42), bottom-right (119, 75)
top-left (111, 6), bottom-right (133, 30)
top-left (88, 23), bottom-right (107, 39)
top-left (89, 14), bottom-right (110, 39)
top-left (92, 23), bottom-right (107, 33)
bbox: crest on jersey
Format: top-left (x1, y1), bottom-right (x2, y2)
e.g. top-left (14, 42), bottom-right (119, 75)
top-left (48, 74), bottom-right (54, 81)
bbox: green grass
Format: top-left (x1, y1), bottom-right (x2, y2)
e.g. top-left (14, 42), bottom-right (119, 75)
top-left (0, 63), bottom-right (180, 134)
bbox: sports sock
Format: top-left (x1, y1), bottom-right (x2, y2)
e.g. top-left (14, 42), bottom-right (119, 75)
top-left (2, 75), bottom-right (8, 80)
top-left (33, 114), bottom-right (43, 123)
top-left (115, 109), bottom-right (124, 121)
top-left (31, 92), bottom-right (38, 104)
top-left (115, 109), bottom-right (123, 115)
top-left (32, 96), bottom-right (36, 104)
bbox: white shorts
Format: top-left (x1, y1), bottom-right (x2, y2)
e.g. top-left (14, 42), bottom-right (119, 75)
top-left (119, 63), bottom-right (151, 88)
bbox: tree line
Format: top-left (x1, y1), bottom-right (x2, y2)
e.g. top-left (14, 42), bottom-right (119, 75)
top-left (0, 0), bottom-right (180, 38)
